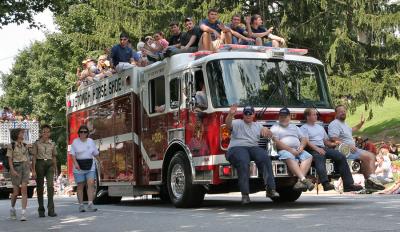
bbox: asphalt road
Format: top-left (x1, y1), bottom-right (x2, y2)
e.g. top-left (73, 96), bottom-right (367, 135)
top-left (0, 193), bottom-right (399, 232)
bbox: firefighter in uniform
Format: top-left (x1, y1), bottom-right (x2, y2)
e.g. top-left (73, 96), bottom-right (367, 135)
top-left (32, 125), bottom-right (58, 217)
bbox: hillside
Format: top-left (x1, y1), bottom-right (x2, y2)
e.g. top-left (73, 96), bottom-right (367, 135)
top-left (346, 98), bottom-right (400, 143)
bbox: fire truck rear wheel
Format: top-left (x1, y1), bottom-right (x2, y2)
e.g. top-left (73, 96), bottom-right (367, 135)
top-left (272, 187), bottom-right (302, 203)
top-left (167, 152), bottom-right (205, 208)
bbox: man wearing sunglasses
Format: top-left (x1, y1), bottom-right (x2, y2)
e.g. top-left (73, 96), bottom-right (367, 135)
top-left (225, 104), bottom-right (279, 204)
top-left (110, 33), bottom-right (140, 71)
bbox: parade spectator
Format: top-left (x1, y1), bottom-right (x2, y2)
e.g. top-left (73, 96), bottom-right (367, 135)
top-left (7, 128), bottom-right (33, 221)
top-left (110, 33), bottom-right (140, 71)
top-left (136, 41), bottom-right (149, 67)
top-left (375, 151), bottom-right (393, 184)
top-left (247, 14), bottom-right (285, 47)
top-left (300, 108), bottom-right (363, 192)
top-left (199, 8), bottom-right (232, 51)
top-left (144, 36), bottom-right (163, 61)
top-left (271, 107), bottom-right (314, 192)
top-left (225, 105), bottom-right (278, 204)
top-left (180, 18), bottom-right (201, 52)
top-left (154, 31), bottom-right (169, 50)
top-left (389, 140), bottom-right (398, 157)
top-left (227, 15), bottom-right (254, 44)
top-left (70, 125), bottom-right (99, 212)
top-left (95, 54), bottom-right (112, 81)
top-left (328, 105), bottom-right (385, 191)
top-left (168, 22), bottom-right (183, 46)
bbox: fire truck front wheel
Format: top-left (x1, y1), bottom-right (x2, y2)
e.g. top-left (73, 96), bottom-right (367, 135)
top-left (167, 152), bottom-right (205, 208)
top-left (271, 187), bottom-right (302, 203)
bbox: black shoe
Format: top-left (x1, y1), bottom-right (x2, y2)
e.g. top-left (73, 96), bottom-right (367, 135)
top-left (38, 212), bottom-right (45, 218)
top-left (322, 182), bottom-right (335, 191)
top-left (365, 177), bottom-right (385, 190)
top-left (48, 212), bottom-right (57, 217)
top-left (241, 194), bottom-right (250, 205)
top-left (266, 189), bottom-right (280, 198)
top-left (343, 184), bottom-right (364, 192)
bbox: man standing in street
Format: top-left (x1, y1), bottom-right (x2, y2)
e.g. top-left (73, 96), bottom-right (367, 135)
top-left (32, 125), bottom-right (58, 217)
top-left (300, 108), bottom-right (363, 192)
top-left (328, 105), bottom-right (385, 190)
top-left (225, 105), bottom-right (279, 204)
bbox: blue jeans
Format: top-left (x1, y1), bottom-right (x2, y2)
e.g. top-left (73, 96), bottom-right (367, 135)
top-left (226, 146), bottom-right (275, 194)
top-left (309, 148), bottom-right (354, 187)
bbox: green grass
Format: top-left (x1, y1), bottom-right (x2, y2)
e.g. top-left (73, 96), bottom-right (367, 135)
top-left (346, 97), bottom-right (400, 142)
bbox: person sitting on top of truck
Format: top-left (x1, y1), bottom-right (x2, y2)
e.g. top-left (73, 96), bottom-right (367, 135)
top-left (270, 107), bottom-right (315, 192)
top-left (198, 8), bottom-right (232, 51)
top-left (110, 33), bottom-right (140, 72)
top-left (225, 105), bottom-right (279, 205)
top-left (168, 22), bottom-right (183, 46)
top-left (246, 14), bottom-right (285, 47)
top-left (300, 108), bottom-right (363, 192)
top-left (328, 105), bottom-right (385, 191)
top-left (226, 14), bottom-right (255, 45)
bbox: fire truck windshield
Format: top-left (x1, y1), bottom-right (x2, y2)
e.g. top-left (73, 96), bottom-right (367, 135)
top-left (206, 59), bottom-right (332, 108)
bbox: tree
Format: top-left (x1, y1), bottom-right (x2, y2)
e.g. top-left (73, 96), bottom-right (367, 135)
top-left (0, 0), bottom-right (74, 28)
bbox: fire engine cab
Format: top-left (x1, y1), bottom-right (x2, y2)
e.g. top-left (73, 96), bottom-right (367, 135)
top-left (66, 45), bottom-right (345, 207)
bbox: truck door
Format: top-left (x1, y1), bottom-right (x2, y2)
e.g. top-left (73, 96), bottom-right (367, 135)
top-left (140, 74), bottom-right (167, 184)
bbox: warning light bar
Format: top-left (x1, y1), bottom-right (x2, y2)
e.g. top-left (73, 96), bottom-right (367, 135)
top-left (218, 44), bottom-right (308, 56)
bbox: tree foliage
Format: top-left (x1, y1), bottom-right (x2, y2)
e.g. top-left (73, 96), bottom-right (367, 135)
top-left (1, 0), bottom-right (399, 164)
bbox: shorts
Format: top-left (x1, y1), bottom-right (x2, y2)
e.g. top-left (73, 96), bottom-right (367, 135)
top-left (74, 170), bottom-right (96, 184)
top-left (11, 162), bottom-right (30, 186)
top-left (278, 150), bottom-right (312, 161)
top-left (347, 148), bottom-right (365, 160)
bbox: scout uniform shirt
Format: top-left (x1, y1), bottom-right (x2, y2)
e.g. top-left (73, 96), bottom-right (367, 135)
top-left (6, 142), bottom-right (29, 162)
top-left (32, 139), bottom-right (57, 160)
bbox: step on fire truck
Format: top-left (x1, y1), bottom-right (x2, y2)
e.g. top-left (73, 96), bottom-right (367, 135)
top-left (0, 121), bottom-right (39, 198)
top-left (66, 45), bottom-right (360, 207)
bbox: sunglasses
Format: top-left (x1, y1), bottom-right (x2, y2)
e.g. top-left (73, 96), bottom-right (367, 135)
top-left (79, 131), bottom-right (89, 134)
top-left (244, 112), bottom-right (254, 116)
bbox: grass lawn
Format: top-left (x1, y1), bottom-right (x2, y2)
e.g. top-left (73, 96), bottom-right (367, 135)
top-left (346, 97), bottom-right (400, 143)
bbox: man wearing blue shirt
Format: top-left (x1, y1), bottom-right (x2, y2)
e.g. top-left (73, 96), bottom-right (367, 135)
top-left (199, 9), bottom-right (232, 51)
top-left (226, 15), bottom-right (254, 45)
top-left (111, 33), bottom-right (139, 70)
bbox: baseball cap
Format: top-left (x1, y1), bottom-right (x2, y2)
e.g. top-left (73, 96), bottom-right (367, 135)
top-left (243, 106), bottom-right (255, 115)
top-left (279, 107), bottom-right (290, 115)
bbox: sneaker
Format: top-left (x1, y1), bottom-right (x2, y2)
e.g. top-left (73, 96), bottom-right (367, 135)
top-left (266, 189), bottom-right (280, 198)
top-left (10, 208), bottom-right (17, 220)
top-left (301, 179), bottom-right (315, 191)
top-left (293, 180), bottom-right (308, 192)
top-left (86, 204), bottom-right (98, 212)
top-left (79, 205), bottom-right (85, 212)
top-left (365, 176), bottom-right (385, 190)
top-left (20, 211), bottom-right (27, 221)
top-left (343, 184), bottom-right (364, 192)
top-left (322, 182), bottom-right (335, 191)
top-left (241, 194), bottom-right (251, 205)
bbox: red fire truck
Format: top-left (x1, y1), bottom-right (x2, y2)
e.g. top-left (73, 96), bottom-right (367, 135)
top-left (66, 45), bottom-right (356, 207)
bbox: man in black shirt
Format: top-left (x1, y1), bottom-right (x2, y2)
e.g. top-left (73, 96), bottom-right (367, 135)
top-left (180, 18), bottom-right (201, 52)
top-left (168, 22), bottom-right (183, 46)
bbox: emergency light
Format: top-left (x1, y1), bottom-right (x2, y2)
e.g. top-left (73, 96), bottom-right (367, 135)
top-left (218, 44), bottom-right (308, 56)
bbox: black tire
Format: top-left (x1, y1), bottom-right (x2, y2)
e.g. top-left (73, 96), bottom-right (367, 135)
top-left (153, 185), bottom-right (170, 202)
top-left (167, 151), bottom-right (205, 208)
top-left (0, 190), bottom-right (9, 199)
top-left (27, 187), bottom-right (35, 198)
top-left (272, 187), bottom-right (302, 203)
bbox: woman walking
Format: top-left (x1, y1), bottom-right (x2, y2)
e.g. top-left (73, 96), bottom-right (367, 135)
top-left (70, 125), bottom-right (99, 212)
top-left (7, 129), bottom-right (32, 221)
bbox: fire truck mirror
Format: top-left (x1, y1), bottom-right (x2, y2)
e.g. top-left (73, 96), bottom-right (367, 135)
top-left (189, 96), bottom-right (196, 112)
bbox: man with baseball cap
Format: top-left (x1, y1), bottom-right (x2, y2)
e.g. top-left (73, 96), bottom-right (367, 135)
top-left (270, 107), bottom-right (314, 192)
top-left (225, 104), bottom-right (278, 204)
